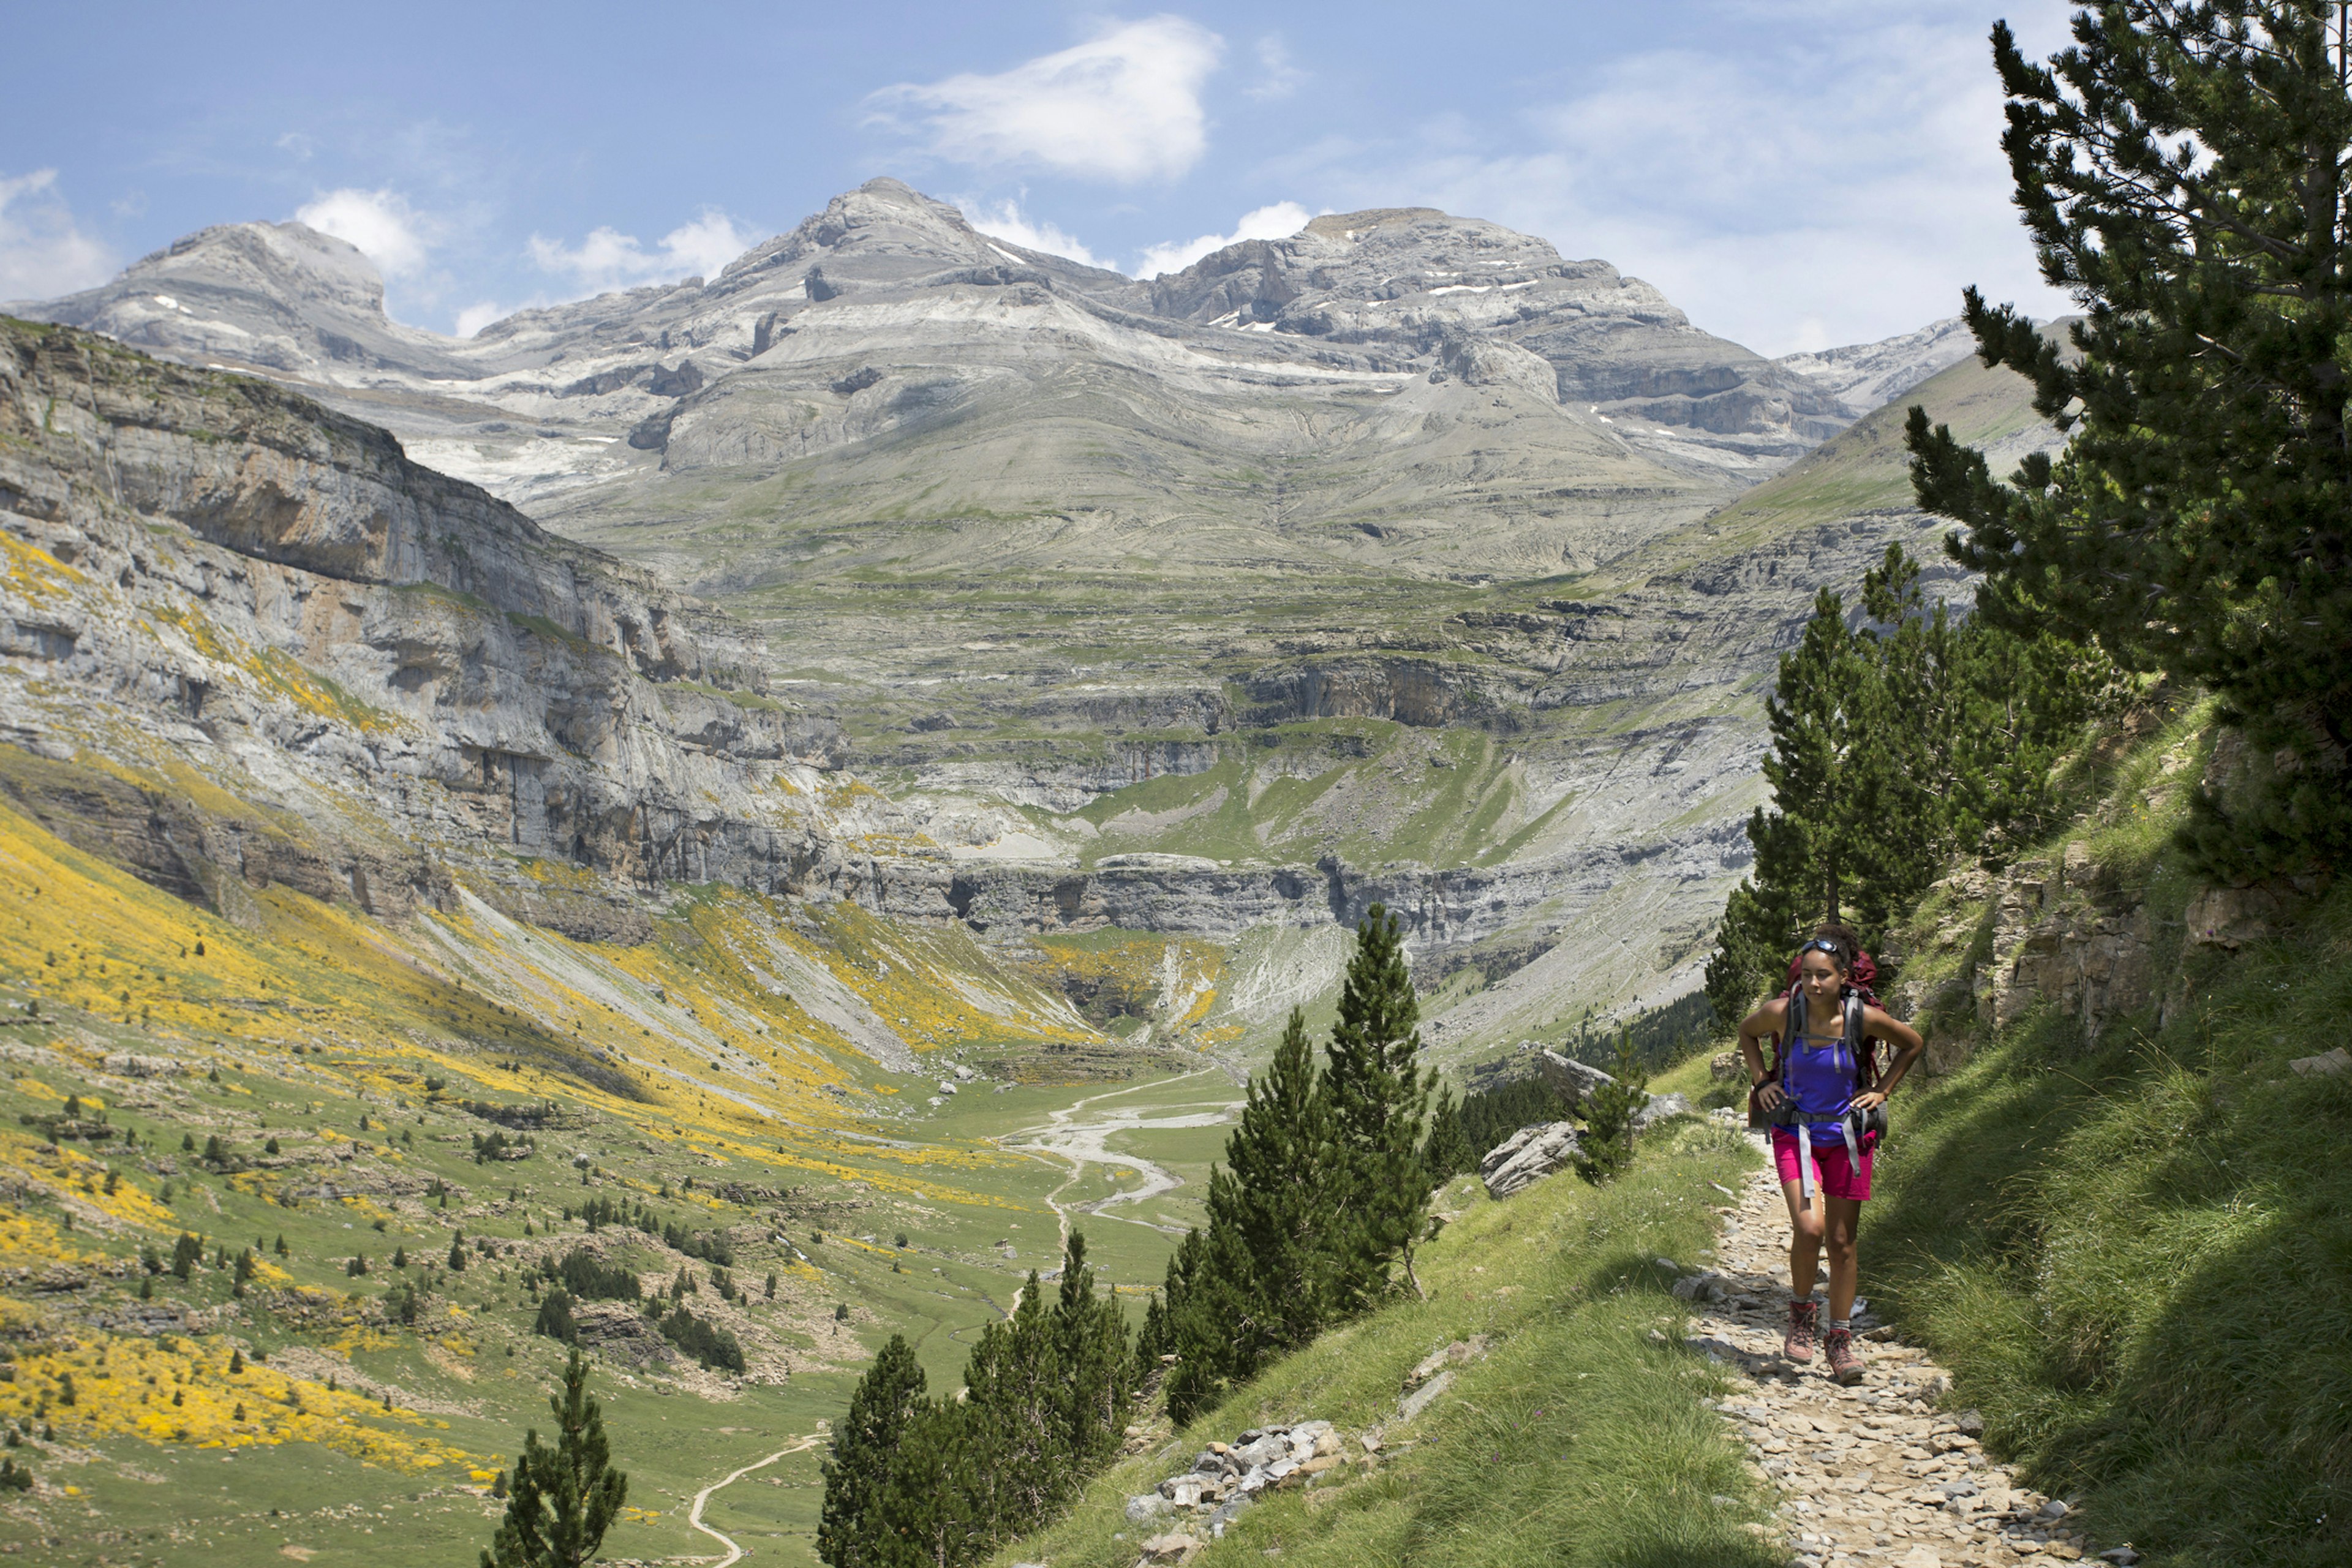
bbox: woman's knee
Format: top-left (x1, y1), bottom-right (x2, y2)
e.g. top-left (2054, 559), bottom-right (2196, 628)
top-left (1825, 1222), bottom-right (1858, 1257)
top-left (1790, 1211), bottom-right (1826, 1244)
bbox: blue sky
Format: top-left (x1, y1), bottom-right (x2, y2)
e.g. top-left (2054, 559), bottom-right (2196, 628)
top-left (4, 1), bottom-right (2078, 356)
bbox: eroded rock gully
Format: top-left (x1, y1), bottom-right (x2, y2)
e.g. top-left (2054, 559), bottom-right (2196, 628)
top-left (1678, 1159), bottom-right (2135, 1567)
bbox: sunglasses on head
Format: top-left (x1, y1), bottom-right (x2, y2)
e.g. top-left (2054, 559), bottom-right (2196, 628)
top-left (1802, 938), bottom-right (1842, 957)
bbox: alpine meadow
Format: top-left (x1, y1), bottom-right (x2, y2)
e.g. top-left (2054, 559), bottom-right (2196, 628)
top-left (0, 5), bottom-right (2346, 1568)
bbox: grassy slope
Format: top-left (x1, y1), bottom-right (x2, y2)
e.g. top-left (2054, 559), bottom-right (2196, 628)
top-left (1861, 712), bottom-right (2352, 1567)
top-left (0, 785), bottom-right (1250, 1566)
top-left (996, 1057), bottom-right (1783, 1568)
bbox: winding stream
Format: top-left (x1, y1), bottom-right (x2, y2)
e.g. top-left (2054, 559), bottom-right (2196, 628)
top-left (998, 1071), bottom-right (1240, 1304)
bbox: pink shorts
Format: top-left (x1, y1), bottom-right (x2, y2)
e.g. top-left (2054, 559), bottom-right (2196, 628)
top-left (1771, 1129), bottom-right (1872, 1201)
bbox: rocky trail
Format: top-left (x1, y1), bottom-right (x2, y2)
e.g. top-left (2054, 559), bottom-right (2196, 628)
top-left (1683, 1157), bottom-right (2133, 1567)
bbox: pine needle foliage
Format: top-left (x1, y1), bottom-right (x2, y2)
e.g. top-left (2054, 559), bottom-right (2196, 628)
top-left (816, 1334), bottom-right (927, 1568)
top-left (480, 1348), bottom-right (627, 1568)
top-left (1323, 903), bottom-right (1436, 1311)
top-left (1908, 4), bottom-right (2352, 880)
top-left (816, 1232), bottom-right (1133, 1567)
top-left (1573, 1031), bottom-right (1650, 1185)
top-left (1420, 1082), bottom-right (1476, 1183)
top-left (1705, 544), bottom-right (2107, 1019)
top-left (1163, 913), bottom-right (1439, 1421)
top-left (1163, 1009), bottom-right (1341, 1419)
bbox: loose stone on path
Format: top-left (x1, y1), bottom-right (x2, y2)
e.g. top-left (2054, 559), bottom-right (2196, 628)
top-left (1685, 1117), bottom-right (2130, 1568)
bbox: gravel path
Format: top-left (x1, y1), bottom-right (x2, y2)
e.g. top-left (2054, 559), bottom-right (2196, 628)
top-left (1686, 1146), bottom-right (2133, 1567)
top-left (684, 1434), bottom-right (823, 1568)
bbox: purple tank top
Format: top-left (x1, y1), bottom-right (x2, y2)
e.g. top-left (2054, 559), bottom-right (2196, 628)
top-left (1782, 1033), bottom-right (1856, 1144)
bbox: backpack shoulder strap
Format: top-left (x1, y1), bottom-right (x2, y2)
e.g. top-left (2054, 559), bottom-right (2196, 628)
top-left (1845, 990), bottom-right (1877, 1090)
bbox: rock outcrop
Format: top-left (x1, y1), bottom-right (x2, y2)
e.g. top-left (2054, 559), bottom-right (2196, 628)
top-left (0, 318), bottom-right (850, 936)
top-left (1480, 1121), bottom-right (1583, 1198)
top-left (1126, 1419), bottom-right (1347, 1546)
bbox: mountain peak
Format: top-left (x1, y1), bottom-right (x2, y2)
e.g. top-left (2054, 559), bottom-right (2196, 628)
top-left (1300, 206), bottom-right (1449, 238)
top-left (127, 219), bottom-right (389, 320)
top-left (21, 217), bottom-right (466, 381)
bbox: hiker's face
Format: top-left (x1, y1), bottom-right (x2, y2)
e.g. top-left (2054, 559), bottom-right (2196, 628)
top-left (1800, 952), bottom-right (1844, 1007)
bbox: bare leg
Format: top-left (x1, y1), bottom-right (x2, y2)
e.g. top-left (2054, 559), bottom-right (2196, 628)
top-left (1779, 1177), bottom-right (1825, 1298)
top-left (1825, 1196), bottom-right (1863, 1322)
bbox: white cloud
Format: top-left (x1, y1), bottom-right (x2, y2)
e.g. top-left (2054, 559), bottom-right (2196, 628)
top-left (1247, 36), bottom-right (1305, 102)
top-left (1290, 6), bottom-right (2079, 355)
top-left (295, 187), bottom-right (436, 278)
top-left (527, 208), bottom-right (754, 294)
top-left (453, 301), bottom-right (506, 337)
top-left (868, 16), bottom-right (1224, 183)
top-left (0, 170), bottom-right (115, 303)
top-left (957, 198), bottom-right (1110, 270)
top-left (1136, 201), bottom-right (1312, 279)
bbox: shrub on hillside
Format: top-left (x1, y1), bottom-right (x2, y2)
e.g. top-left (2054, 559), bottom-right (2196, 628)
top-left (540, 1248), bottom-right (639, 1303)
top-left (655, 1305), bottom-right (744, 1374)
top-left (533, 1289), bottom-right (579, 1346)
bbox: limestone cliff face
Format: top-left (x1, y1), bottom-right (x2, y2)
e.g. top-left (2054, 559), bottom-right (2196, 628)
top-left (0, 320), bottom-right (843, 939)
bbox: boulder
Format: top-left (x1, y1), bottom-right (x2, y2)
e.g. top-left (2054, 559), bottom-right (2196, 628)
top-left (1670, 1270), bottom-right (1722, 1302)
top-left (1238, 1433), bottom-right (1290, 1467)
top-left (1632, 1091), bottom-right (1692, 1131)
top-left (571, 1303), bottom-right (675, 1367)
top-left (1404, 1336), bottom-right (1491, 1389)
top-left (1480, 1121), bottom-right (1581, 1198)
top-left (1534, 1049), bottom-right (1615, 1106)
top-left (2290, 1047), bottom-right (2351, 1077)
top-left (1398, 1368), bottom-right (1453, 1422)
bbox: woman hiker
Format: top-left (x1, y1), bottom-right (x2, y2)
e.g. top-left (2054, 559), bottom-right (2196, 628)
top-left (1735, 926), bottom-right (1924, 1385)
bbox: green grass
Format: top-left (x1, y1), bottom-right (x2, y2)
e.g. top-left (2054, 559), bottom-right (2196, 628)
top-left (1869, 789), bottom-right (2352, 1565)
top-left (992, 1115), bottom-right (1780, 1568)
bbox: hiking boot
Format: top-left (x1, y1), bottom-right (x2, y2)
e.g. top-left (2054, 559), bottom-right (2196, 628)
top-left (1784, 1298), bottom-right (1818, 1363)
top-left (1825, 1325), bottom-right (1864, 1385)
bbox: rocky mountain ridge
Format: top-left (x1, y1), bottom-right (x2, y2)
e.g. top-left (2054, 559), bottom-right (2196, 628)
top-left (7, 179), bottom-right (2025, 1051)
top-left (24, 179), bottom-right (1969, 514)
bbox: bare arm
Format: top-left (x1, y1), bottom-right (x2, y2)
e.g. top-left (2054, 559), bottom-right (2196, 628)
top-left (1855, 1006), bottom-right (1925, 1109)
top-left (1736, 997), bottom-right (1789, 1111)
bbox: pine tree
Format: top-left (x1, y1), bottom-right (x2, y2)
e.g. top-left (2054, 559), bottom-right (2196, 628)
top-left (1145, 1227), bottom-right (1205, 1415)
top-left (1163, 1205), bottom-right (1254, 1424)
top-left (956, 1272), bottom-right (1062, 1540)
top-left (1213, 1011), bottom-right (1345, 1354)
top-left (1322, 905), bottom-right (1434, 1310)
top-left (1910, 4), bottom-right (2352, 878)
top-left (817, 1335), bottom-right (928, 1568)
top-left (1704, 879), bottom-right (1788, 1031)
top-left (871, 1400), bottom-right (979, 1568)
top-left (1051, 1232), bottom-right (1131, 1477)
top-left (1574, 1031), bottom-right (1650, 1185)
top-left (480, 1348), bottom-right (627, 1568)
top-left (1133, 1289), bottom-right (1169, 1381)
top-left (1421, 1082), bottom-right (1474, 1185)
